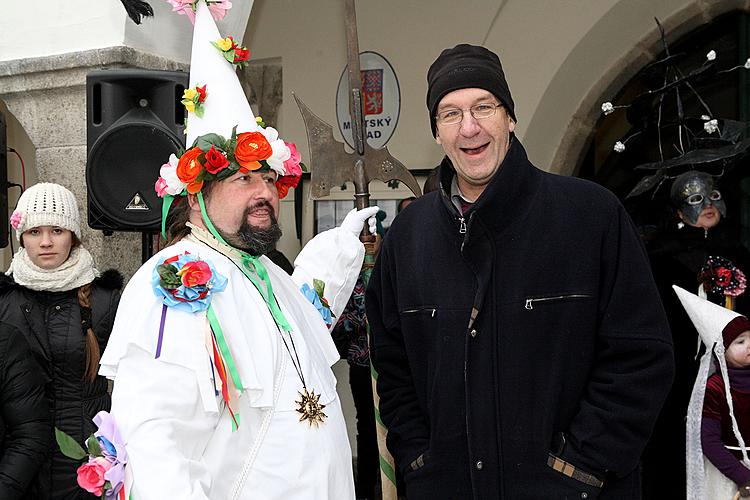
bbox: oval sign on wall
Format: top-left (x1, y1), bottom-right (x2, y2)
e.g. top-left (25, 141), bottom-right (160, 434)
top-left (336, 51), bottom-right (400, 150)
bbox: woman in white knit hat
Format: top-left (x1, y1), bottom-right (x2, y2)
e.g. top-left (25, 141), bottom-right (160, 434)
top-left (0, 182), bottom-right (122, 500)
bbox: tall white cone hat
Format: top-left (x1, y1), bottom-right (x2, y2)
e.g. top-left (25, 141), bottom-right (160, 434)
top-left (673, 285), bottom-right (742, 347)
top-left (186, 0), bottom-right (258, 145)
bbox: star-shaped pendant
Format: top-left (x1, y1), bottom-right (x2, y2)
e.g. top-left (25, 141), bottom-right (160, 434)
top-left (296, 388), bottom-right (327, 427)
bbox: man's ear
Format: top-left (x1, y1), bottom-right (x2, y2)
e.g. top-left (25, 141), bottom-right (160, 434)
top-left (187, 193), bottom-right (200, 212)
top-left (435, 129), bottom-right (442, 146)
top-left (508, 117), bottom-right (516, 133)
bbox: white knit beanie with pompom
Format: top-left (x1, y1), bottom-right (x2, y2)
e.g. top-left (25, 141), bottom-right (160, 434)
top-left (9, 183), bottom-right (81, 239)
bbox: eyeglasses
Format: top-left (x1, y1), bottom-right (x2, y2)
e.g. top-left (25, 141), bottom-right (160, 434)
top-left (686, 190), bottom-right (721, 206)
top-left (435, 102), bottom-right (504, 125)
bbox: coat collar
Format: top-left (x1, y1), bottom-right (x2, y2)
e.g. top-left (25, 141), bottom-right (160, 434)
top-left (438, 137), bottom-right (543, 235)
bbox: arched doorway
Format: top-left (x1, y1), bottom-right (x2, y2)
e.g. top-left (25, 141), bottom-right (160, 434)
top-left (578, 11), bottom-right (750, 248)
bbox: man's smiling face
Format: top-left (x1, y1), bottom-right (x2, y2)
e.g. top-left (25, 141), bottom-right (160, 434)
top-left (435, 88), bottom-right (515, 200)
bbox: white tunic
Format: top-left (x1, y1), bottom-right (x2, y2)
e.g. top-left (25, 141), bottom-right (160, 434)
top-left (99, 227), bottom-right (363, 499)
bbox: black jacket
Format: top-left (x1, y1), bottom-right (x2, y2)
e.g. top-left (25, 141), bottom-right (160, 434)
top-left (0, 321), bottom-right (51, 500)
top-left (366, 140), bottom-right (674, 499)
top-left (0, 270), bottom-right (122, 500)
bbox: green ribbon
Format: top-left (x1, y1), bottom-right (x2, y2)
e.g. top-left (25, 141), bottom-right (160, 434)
top-left (207, 304), bottom-right (244, 392)
top-left (161, 194), bottom-right (175, 240)
top-left (197, 193), bottom-right (292, 334)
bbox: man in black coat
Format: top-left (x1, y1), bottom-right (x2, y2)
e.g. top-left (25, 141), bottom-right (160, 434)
top-left (366, 44), bottom-right (675, 499)
top-left (0, 321), bottom-right (51, 499)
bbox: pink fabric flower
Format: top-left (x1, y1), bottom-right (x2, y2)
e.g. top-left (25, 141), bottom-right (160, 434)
top-left (155, 177), bottom-right (170, 198)
top-left (165, 0), bottom-right (232, 23)
top-left (9, 210), bottom-right (22, 230)
top-left (76, 457), bottom-right (112, 496)
top-left (166, 0), bottom-right (196, 23)
top-left (283, 142), bottom-right (303, 177)
top-left (207, 0), bottom-right (232, 21)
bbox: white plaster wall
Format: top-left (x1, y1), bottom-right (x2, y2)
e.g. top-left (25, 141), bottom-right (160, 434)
top-left (1, 0), bottom-right (254, 64)
top-left (1, 1), bottom-right (125, 61)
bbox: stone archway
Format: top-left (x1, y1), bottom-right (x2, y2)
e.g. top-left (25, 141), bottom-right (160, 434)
top-left (523, 0), bottom-right (749, 176)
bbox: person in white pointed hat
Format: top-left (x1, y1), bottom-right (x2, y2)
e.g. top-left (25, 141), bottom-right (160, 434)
top-left (98, 1), bottom-right (377, 498)
top-left (674, 285), bottom-right (750, 499)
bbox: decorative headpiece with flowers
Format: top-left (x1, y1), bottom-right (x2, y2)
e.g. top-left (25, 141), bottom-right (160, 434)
top-left (155, 0), bottom-right (305, 238)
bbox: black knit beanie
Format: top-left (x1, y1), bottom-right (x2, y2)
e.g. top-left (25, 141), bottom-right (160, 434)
top-left (426, 44), bottom-right (516, 137)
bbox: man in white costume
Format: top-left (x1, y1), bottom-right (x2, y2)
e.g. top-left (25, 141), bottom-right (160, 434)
top-left (99, 1), bottom-right (377, 498)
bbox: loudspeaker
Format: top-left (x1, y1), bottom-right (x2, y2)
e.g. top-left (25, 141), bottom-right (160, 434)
top-left (0, 112), bottom-right (7, 248)
top-left (86, 69), bottom-right (188, 232)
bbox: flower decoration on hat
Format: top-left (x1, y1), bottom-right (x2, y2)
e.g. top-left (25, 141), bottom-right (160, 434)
top-left (211, 36), bottom-right (250, 69)
top-left (598, 18), bottom-right (750, 199)
top-left (182, 84), bottom-right (207, 117)
top-left (155, 122), bottom-right (306, 200)
top-left (9, 210), bottom-right (23, 230)
top-left (166, 0), bottom-right (231, 23)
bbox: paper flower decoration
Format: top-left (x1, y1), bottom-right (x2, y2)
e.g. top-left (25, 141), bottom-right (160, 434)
top-left (152, 252), bottom-right (227, 313)
top-left (301, 280), bottom-right (334, 326)
top-left (56, 411), bottom-right (128, 499)
top-left (699, 256), bottom-right (747, 298)
top-left (155, 124), bottom-right (303, 200)
top-left (211, 36), bottom-right (251, 69)
top-left (182, 84), bottom-right (207, 117)
top-left (166, 0), bottom-right (231, 23)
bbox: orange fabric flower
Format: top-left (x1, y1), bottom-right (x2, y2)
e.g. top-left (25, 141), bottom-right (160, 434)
top-left (235, 132), bottom-right (272, 168)
top-left (177, 147), bottom-right (205, 194)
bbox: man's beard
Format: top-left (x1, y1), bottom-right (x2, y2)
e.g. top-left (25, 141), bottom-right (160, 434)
top-left (217, 202), bottom-right (282, 256)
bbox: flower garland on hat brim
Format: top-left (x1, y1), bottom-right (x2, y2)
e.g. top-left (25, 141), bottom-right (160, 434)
top-left (156, 116), bottom-right (305, 237)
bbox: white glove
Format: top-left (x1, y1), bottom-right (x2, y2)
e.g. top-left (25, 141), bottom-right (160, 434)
top-left (340, 206), bottom-right (380, 237)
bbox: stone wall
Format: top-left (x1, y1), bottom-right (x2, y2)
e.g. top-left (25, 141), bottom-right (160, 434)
top-left (0, 47), bottom-right (281, 281)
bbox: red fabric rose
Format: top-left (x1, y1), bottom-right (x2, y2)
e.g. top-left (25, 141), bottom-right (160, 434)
top-left (234, 48), bottom-right (250, 63)
top-left (178, 260), bottom-right (212, 287)
top-left (196, 84), bottom-right (207, 103)
top-left (204, 146), bottom-right (230, 174)
top-left (276, 173), bottom-right (300, 199)
top-left (235, 132), bottom-right (273, 168)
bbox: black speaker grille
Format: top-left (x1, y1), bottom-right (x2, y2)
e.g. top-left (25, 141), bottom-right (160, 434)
top-left (87, 123), bottom-right (181, 230)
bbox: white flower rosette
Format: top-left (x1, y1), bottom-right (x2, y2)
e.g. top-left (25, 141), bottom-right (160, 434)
top-left (259, 127), bottom-right (292, 176)
top-left (157, 154), bottom-right (187, 197)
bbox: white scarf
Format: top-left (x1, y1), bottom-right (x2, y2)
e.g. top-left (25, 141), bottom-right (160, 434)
top-left (6, 246), bottom-right (99, 292)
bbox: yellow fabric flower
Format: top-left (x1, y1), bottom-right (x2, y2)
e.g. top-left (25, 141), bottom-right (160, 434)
top-left (217, 37), bottom-right (233, 51)
top-left (184, 101), bottom-right (196, 113)
top-left (183, 88), bottom-right (197, 101)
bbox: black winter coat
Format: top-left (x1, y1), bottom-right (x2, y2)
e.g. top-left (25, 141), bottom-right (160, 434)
top-left (0, 271), bottom-right (122, 500)
top-left (366, 140), bottom-right (674, 499)
top-left (0, 321), bottom-right (51, 500)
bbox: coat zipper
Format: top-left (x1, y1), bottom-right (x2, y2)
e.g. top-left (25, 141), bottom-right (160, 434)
top-left (458, 216), bottom-right (467, 234)
top-left (524, 294), bottom-right (592, 310)
top-left (401, 308), bottom-right (436, 317)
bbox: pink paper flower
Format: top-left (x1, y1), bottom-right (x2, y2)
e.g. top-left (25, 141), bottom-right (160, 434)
top-left (166, 0), bottom-right (196, 22)
top-left (9, 210), bottom-right (22, 230)
top-left (155, 177), bottom-right (170, 198)
top-left (165, 0), bottom-right (232, 23)
top-left (283, 142), bottom-right (303, 177)
top-left (76, 457), bottom-right (112, 496)
top-left (207, 0), bottom-right (232, 21)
